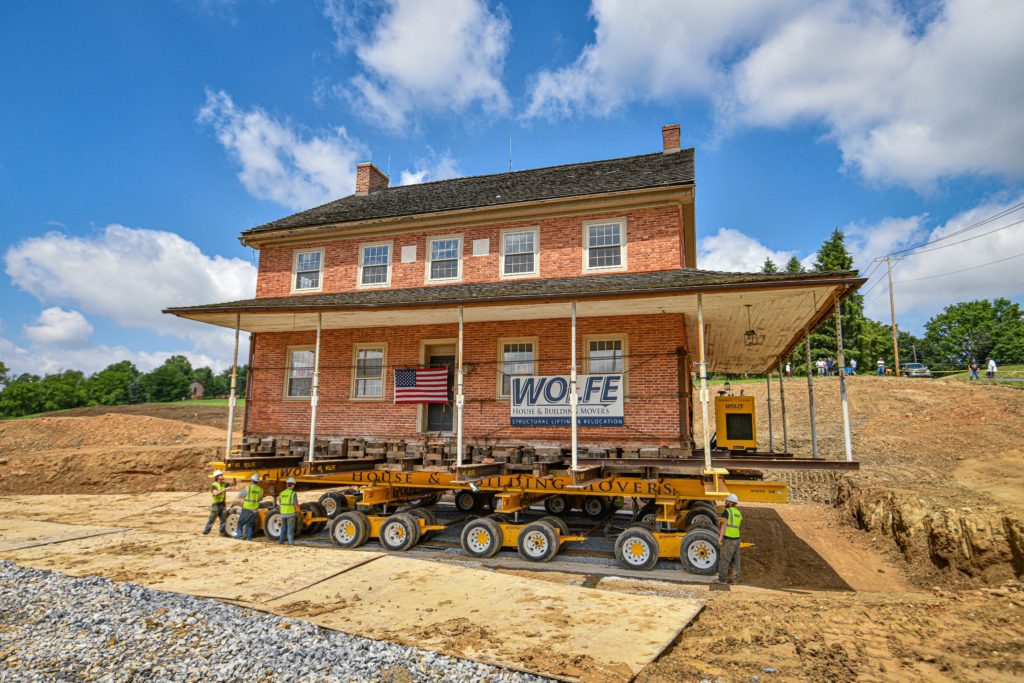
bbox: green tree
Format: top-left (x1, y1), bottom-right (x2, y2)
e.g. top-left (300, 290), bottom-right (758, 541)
top-left (923, 299), bottom-right (1024, 369)
top-left (0, 375), bottom-right (44, 417)
top-left (808, 229), bottom-right (866, 363)
top-left (88, 361), bottom-right (140, 406)
top-left (139, 355), bottom-right (193, 402)
top-left (37, 370), bottom-right (89, 412)
top-left (761, 258), bottom-right (778, 274)
top-left (785, 256), bottom-right (803, 273)
top-left (0, 360), bottom-right (9, 387)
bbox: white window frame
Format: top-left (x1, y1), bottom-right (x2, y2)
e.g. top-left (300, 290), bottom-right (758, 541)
top-left (283, 346), bottom-right (315, 400)
top-left (582, 333), bottom-right (629, 396)
top-left (582, 218), bottom-right (627, 273)
top-left (291, 248), bottom-right (325, 293)
top-left (499, 227), bottom-right (540, 279)
top-left (357, 240), bottom-right (393, 288)
top-left (496, 337), bottom-right (539, 400)
top-left (425, 234), bottom-right (463, 283)
top-left (351, 343), bottom-right (388, 401)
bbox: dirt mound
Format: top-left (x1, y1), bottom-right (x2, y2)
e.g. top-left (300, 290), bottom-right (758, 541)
top-left (0, 413), bottom-right (224, 452)
top-left (20, 402), bottom-right (235, 429)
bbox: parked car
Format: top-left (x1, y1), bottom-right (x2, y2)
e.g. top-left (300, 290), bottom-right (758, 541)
top-left (900, 362), bottom-right (932, 378)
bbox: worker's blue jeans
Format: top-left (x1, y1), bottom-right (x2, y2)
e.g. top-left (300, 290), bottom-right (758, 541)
top-left (236, 509), bottom-right (257, 541)
top-left (278, 515), bottom-right (297, 545)
top-left (203, 503), bottom-right (227, 535)
top-left (969, 370), bottom-right (979, 380)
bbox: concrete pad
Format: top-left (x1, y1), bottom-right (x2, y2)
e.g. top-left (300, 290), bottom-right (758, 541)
top-left (267, 554), bottom-right (704, 682)
top-left (1, 528), bottom-right (382, 603)
top-left (0, 518), bottom-right (126, 552)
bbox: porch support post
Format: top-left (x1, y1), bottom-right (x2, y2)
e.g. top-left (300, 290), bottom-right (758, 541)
top-left (835, 293), bottom-right (853, 461)
top-left (224, 313), bottom-right (240, 458)
top-left (806, 330), bottom-right (819, 459)
top-left (570, 301), bottom-right (579, 471)
top-left (456, 306), bottom-right (465, 467)
top-left (765, 374), bottom-right (774, 453)
top-left (307, 312), bottom-right (322, 463)
top-left (778, 365), bottom-right (789, 454)
top-left (697, 294), bottom-right (712, 471)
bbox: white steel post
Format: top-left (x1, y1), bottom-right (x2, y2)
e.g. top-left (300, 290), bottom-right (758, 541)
top-left (697, 294), bottom-right (712, 471)
top-left (570, 301), bottom-right (579, 472)
top-left (778, 366), bottom-right (789, 454)
top-left (224, 313), bottom-right (240, 458)
top-left (806, 330), bottom-right (819, 459)
top-left (765, 374), bottom-right (774, 453)
top-left (456, 306), bottom-right (464, 468)
top-left (835, 294), bottom-right (853, 461)
top-left (307, 313), bottom-right (322, 463)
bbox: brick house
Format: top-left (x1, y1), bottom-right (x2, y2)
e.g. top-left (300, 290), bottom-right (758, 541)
top-left (167, 124), bottom-right (860, 459)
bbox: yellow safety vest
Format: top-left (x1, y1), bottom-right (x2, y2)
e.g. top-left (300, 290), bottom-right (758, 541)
top-left (279, 488), bottom-right (297, 515)
top-left (724, 506), bottom-right (742, 539)
top-left (242, 484), bottom-right (263, 510)
top-left (211, 482), bottom-right (228, 504)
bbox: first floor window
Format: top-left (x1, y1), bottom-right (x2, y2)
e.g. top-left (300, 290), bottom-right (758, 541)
top-left (585, 221), bottom-right (625, 271)
top-left (293, 249), bottom-right (323, 291)
top-left (428, 237), bottom-right (461, 281)
top-left (360, 243), bottom-right (391, 286)
top-left (501, 228), bottom-right (538, 276)
top-left (587, 337), bottom-right (624, 375)
top-left (354, 345), bottom-right (385, 398)
top-left (286, 348), bottom-right (314, 397)
top-left (499, 340), bottom-right (536, 397)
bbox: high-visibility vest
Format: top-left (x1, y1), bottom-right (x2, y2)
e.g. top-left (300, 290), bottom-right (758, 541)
top-left (211, 482), bottom-right (228, 504)
top-left (279, 488), bottom-right (297, 515)
top-left (724, 506), bottom-right (742, 539)
top-left (242, 484), bottom-right (263, 510)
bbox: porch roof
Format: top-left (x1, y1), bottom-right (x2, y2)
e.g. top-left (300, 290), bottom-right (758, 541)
top-left (164, 268), bottom-right (864, 373)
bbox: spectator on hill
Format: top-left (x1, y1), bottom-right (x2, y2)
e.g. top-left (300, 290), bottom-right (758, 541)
top-left (785, 362), bottom-right (792, 377)
top-left (987, 358), bottom-right (998, 380)
top-left (969, 360), bottom-right (980, 381)
top-left (850, 358), bottom-right (858, 375)
top-left (877, 358), bottom-right (885, 376)
top-left (827, 358), bottom-right (836, 376)
top-left (816, 359), bottom-right (825, 376)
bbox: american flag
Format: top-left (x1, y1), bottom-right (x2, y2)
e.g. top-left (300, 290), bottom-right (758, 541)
top-left (394, 368), bottom-right (449, 403)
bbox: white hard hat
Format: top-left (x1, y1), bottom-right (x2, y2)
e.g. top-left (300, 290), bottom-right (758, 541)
top-left (286, 477), bottom-right (296, 485)
top-left (725, 493), bottom-right (739, 504)
top-left (251, 473), bottom-right (260, 482)
top-left (213, 469), bottom-right (224, 477)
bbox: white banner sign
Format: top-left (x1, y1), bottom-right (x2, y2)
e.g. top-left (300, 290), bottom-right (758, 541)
top-left (510, 374), bottom-right (624, 427)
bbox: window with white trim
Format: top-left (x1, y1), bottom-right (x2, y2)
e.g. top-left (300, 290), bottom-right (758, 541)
top-left (500, 228), bottom-right (539, 277)
top-left (359, 242), bottom-right (391, 287)
top-left (427, 236), bottom-right (462, 282)
top-left (352, 345), bottom-right (386, 399)
top-left (285, 348), bottom-right (315, 398)
top-left (583, 334), bottom-right (629, 386)
top-left (292, 249), bottom-right (324, 291)
top-left (498, 339), bottom-right (536, 398)
top-left (583, 220), bottom-right (626, 272)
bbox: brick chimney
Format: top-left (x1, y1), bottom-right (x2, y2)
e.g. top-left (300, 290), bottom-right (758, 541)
top-left (662, 124), bottom-right (681, 153)
top-left (355, 162), bottom-right (389, 195)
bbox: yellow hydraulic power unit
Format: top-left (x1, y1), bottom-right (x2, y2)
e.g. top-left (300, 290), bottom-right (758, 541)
top-left (715, 395), bottom-right (757, 451)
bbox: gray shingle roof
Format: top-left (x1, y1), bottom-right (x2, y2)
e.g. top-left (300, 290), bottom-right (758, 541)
top-left (164, 267), bottom-right (857, 315)
top-left (242, 150), bottom-right (695, 237)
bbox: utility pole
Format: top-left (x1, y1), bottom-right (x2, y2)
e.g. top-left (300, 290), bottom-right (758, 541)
top-left (886, 255), bottom-right (901, 377)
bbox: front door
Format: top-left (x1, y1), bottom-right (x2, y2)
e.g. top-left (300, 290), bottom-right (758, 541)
top-left (426, 354), bottom-right (456, 432)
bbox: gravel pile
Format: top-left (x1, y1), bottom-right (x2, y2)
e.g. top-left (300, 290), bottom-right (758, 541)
top-left (0, 561), bottom-right (551, 682)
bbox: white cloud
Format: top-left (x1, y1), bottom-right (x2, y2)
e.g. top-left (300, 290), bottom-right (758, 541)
top-left (198, 89), bottom-right (365, 209)
top-left (527, 0), bottom-right (1024, 188)
top-left (697, 227), bottom-right (800, 272)
top-left (23, 307), bottom-right (94, 348)
top-left (398, 150), bottom-right (460, 185)
top-left (4, 225), bottom-right (256, 361)
top-left (326, 0), bottom-right (511, 130)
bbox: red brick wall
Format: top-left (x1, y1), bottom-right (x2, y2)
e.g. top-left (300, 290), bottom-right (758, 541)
top-left (256, 205), bottom-right (684, 298)
top-left (248, 313), bottom-right (689, 448)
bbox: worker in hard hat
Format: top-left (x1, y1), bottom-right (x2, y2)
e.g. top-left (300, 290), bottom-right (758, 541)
top-left (235, 473), bottom-right (264, 541)
top-left (277, 477), bottom-right (301, 546)
top-left (717, 493), bottom-right (743, 584)
top-left (202, 469), bottom-right (232, 536)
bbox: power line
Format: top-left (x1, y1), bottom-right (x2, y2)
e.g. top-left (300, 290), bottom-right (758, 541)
top-left (886, 201), bottom-right (1024, 257)
top-left (898, 217), bottom-right (1024, 257)
top-left (894, 251), bottom-right (1024, 284)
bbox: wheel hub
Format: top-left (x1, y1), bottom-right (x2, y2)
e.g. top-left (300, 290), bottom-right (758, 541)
top-left (467, 528), bottom-right (492, 552)
top-left (523, 531), bottom-right (548, 557)
top-left (335, 520), bottom-right (356, 543)
top-left (687, 540), bottom-right (717, 569)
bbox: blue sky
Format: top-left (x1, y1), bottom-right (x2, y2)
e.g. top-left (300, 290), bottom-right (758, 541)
top-left (2, 0), bottom-right (1022, 375)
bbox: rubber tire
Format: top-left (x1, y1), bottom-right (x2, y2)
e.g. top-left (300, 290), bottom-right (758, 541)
top-left (582, 496), bottom-right (612, 520)
top-left (614, 525), bottom-right (660, 571)
top-left (685, 514), bottom-right (718, 533)
top-left (544, 495), bottom-right (569, 516)
top-left (454, 490), bottom-right (482, 513)
top-left (223, 508), bottom-right (241, 537)
top-left (680, 529), bottom-right (720, 576)
top-left (538, 515), bottom-right (570, 538)
top-left (328, 510), bottom-right (370, 549)
top-left (689, 500), bottom-right (717, 512)
top-left (263, 510), bottom-right (283, 541)
top-left (407, 507), bottom-right (438, 542)
top-left (303, 501), bottom-right (327, 534)
top-left (460, 517), bottom-right (503, 559)
top-left (379, 513), bottom-right (421, 552)
top-left (318, 492), bottom-right (347, 519)
top-left (516, 520), bottom-right (560, 563)
top-left (684, 506), bottom-right (719, 530)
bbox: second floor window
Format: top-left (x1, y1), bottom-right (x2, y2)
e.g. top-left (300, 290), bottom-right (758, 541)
top-left (501, 228), bottom-right (539, 277)
top-left (584, 221), bottom-right (626, 272)
top-left (293, 249), bottom-right (324, 291)
top-left (359, 242), bottom-right (391, 287)
top-left (428, 236), bottom-right (462, 282)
